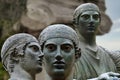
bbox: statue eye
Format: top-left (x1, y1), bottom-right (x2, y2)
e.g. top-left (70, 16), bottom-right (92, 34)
top-left (93, 14), bottom-right (99, 20)
top-left (81, 14), bottom-right (90, 20)
top-left (61, 44), bottom-right (73, 52)
top-left (46, 44), bottom-right (56, 52)
top-left (29, 45), bottom-right (39, 52)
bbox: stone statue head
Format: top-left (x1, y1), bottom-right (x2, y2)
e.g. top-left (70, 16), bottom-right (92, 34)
top-left (1, 33), bottom-right (43, 74)
top-left (38, 24), bottom-right (81, 80)
top-left (73, 3), bottom-right (101, 35)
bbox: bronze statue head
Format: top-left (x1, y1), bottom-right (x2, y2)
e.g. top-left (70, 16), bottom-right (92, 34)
top-left (38, 24), bottom-right (81, 80)
top-left (73, 3), bottom-right (101, 35)
top-left (73, 3), bottom-right (100, 24)
top-left (1, 33), bottom-right (43, 74)
top-left (38, 24), bottom-right (80, 55)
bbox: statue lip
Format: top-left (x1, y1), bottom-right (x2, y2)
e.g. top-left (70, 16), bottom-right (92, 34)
top-left (37, 58), bottom-right (43, 65)
top-left (53, 61), bottom-right (65, 69)
top-left (87, 25), bottom-right (95, 31)
top-left (53, 60), bottom-right (65, 64)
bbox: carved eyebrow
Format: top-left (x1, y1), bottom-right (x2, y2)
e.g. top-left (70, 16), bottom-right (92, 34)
top-left (28, 44), bottom-right (38, 47)
top-left (61, 43), bottom-right (73, 46)
top-left (28, 45), bottom-right (39, 51)
top-left (62, 41), bottom-right (73, 45)
top-left (44, 42), bottom-right (56, 46)
top-left (62, 43), bottom-right (73, 46)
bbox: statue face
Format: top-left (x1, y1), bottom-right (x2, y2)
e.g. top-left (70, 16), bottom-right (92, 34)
top-left (20, 42), bottom-right (43, 73)
top-left (77, 11), bottom-right (100, 34)
top-left (43, 38), bottom-right (75, 78)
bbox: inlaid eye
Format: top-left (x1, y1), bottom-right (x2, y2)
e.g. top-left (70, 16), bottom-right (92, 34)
top-left (81, 14), bottom-right (90, 20)
top-left (61, 44), bottom-right (73, 52)
top-left (46, 44), bottom-right (56, 52)
top-left (29, 45), bottom-right (39, 52)
top-left (93, 14), bottom-right (99, 20)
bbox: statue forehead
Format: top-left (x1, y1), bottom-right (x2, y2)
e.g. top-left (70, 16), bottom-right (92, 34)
top-left (41, 24), bottom-right (73, 34)
top-left (44, 38), bottom-right (73, 45)
top-left (80, 10), bottom-right (99, 15)
top-left (40, 24), bottom-right (77, 37)
top-left (3, 33), bottom-right (37, 45)
top-left (39, 24), bottom-right (79, 46)
top-left (1, 33), bottom-right (38, 59)
top-left (73, 3), bottom-right (100, 19)
top-left (2, 33), bottom-right (37, 48)
top-left (75, 3), bottom-right (99, 13)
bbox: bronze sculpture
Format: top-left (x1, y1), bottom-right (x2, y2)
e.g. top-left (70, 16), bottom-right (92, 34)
top-left (1, 33), bottom-right (44, 80)
top-left (89, 72), bottom-right (120, 80)
top-left (73, 3), bottom-right (120, 80)
top-left (38, 24), bottom-right (81, 80)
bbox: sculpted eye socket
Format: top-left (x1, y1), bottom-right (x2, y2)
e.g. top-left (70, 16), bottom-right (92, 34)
top-left (61, 44), bottom-right (73, 52)
top-left (81, 14), bottom-right (90, 20)
top-left (46, 44), bottom-right (56, 52)
top-left (93, 14), bottom-right (99, 20)
top-left (29, 45), bottom-right (39, 52)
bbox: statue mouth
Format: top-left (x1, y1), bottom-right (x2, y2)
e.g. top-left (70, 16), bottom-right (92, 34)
top-left (37, 59), bottom-right (43, 65)
top-left (87, 25), bottom-right (95, 31)
top-left (53, 61), bottom-right (65, 64)
top-left (53, 61), bottom-right (65, 69)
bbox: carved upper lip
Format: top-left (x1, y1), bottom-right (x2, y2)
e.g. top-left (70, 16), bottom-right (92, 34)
top-left (53, 60), bottom-right (65, 69)
top-left (88, 25), bottom-right (95, 30)
top-left (38, 59), bottom-right (42, 62)
top-left (53, 60), bottom-right (65, 64)
top-left (37, 58), bottom-right (43, 65)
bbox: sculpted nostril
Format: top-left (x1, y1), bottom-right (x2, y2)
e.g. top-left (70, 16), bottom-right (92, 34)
top-left (89, 22), bottom-right (94, 27)
top-left (55, 55), bottom-right (63, 61)
top-left (39, 54), bottom-right (44, 58)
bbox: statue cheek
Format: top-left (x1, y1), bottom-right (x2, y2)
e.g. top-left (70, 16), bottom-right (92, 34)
top-left (95, 22), bottom-right (100, 27)
top-left (44, 53), bottom-right (54, 62)
top-left (65, 53), bottom-right (74, 63)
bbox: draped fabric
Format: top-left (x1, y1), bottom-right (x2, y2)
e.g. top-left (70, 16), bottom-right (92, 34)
top-left (75, 46), bottom-right (116, 80)
top-left (108, 50), bottom-right (120, 73)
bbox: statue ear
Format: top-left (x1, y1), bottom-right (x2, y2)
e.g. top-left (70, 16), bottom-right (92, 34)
top-left (75, 48), bottom-right (81, 62)
top-left (10, 48), bottom-right (19, 62)
top-left (73, 18), bottom-right (78, 25)
top-left (8, 48), bottom-right (20, 73)
top-left (8, 59), bottom-right (14, 73)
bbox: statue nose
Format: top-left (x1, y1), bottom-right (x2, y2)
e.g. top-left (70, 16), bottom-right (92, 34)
top-left (89, 22), bottom-right (94, 26)
top-left (89, 15), bottom-right (94, 21)
top-left (55, 47), bottom-right (63, 60)
top-left (39, 51), bottom-right (44, 58)
top-left (55, 54), bottom-right (63, 61)
top-left (89, 16), bottom-right (94, 25)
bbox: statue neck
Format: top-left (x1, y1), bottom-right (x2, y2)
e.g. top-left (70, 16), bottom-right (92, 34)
top-left (83, 33), bottom-right (96, 46)
top-left (9, 65), bottom-right (35, 80)
top-left (76, 28), bottom-right (96, 47)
